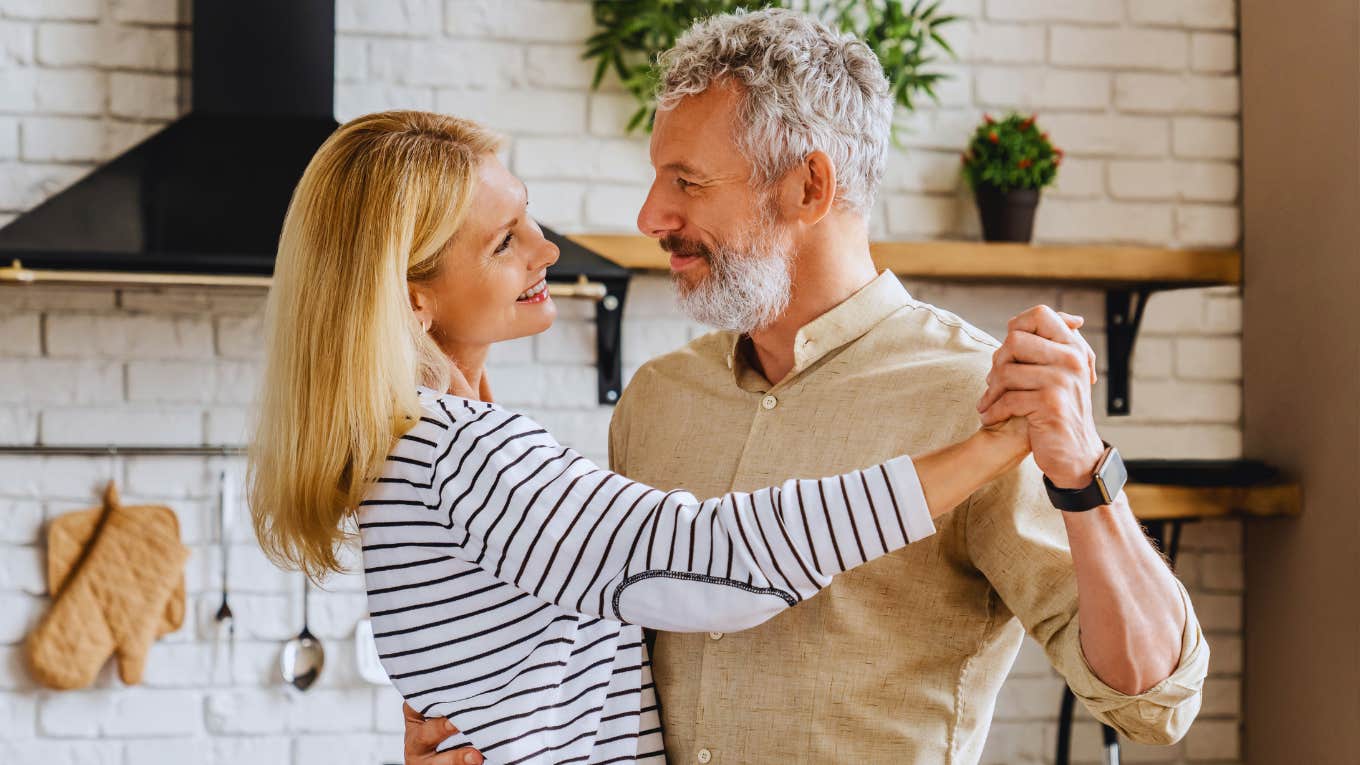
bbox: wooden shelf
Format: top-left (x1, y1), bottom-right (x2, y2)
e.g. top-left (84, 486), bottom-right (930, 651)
top-left (567, 234), bottom-right (1241, 288)
top-left (1128, 483), bottom-right (1300, 521)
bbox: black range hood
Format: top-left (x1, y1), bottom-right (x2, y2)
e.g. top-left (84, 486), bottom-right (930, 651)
top-left (0, 0), bottom-right (339, 275)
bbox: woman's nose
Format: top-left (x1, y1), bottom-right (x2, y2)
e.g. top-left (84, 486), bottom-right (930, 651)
top-left (533, 234), bottom-right (560, 271)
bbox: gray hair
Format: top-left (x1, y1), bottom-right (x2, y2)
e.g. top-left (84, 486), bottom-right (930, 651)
top-left (655, 7), bottom-right (894, 217)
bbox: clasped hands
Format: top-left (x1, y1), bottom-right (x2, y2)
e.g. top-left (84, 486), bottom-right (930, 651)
top-left (978, 305), bottom-right (1106, 490)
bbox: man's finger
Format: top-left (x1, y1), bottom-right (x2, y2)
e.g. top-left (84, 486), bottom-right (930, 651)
top-left (1071, 329), bottom-right (1098, 384)
top-left (979, 390), bottom-right (1043, 427)
top-left (980, 332), bottom-right (1068, 413)
top-left (1058, 311), bottom-right (1084, 330)
top-left (1008, 305), bottom-right (1078, 344)
top-left (404, 707), bottom-right (459, 753)
top-left (976, 359), bottom-right (1067, 414)
top-left (432, 748), bottom-right (484, 765)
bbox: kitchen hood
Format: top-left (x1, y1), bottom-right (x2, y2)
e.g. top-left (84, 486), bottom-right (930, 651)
top-left (0, 0), bottom-right (339, 276)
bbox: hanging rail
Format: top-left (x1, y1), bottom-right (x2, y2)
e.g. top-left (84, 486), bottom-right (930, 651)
top-left (0, 259), bottom-right (609, 301)
top-left (0, 445), bottom-right (247, 457)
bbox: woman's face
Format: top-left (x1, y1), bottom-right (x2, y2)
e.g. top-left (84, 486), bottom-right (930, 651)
top-left (411, 154), bottom-right (559, 348)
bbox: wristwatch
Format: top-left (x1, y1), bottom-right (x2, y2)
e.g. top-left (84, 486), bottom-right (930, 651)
top-left (1042, 441), bottom-right (1127, 512)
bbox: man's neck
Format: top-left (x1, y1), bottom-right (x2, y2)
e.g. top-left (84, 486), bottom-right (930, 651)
top-left (747, 220), bottom-right (877, 385)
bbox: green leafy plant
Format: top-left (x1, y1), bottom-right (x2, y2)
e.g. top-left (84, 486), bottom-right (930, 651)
top-left (960, 112), bottom-right (1063, 193)
top-left (584, 0), bottom-right (958, 132)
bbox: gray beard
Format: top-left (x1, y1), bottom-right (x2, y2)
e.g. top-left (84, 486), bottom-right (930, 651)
top-left (673, 233), bottom-right (793, 334)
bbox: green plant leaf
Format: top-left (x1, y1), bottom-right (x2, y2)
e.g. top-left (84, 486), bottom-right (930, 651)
top-left (584, 0), bottom-right (957, 134)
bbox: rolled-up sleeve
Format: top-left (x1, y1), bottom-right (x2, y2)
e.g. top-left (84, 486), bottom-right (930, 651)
top-left (966, 457), bottom-right (1209, 744)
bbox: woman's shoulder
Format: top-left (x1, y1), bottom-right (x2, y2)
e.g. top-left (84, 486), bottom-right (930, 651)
top-left (413, 385), bottom-right (505, 425)
top-left (405, 386), bottom-right (540, 445)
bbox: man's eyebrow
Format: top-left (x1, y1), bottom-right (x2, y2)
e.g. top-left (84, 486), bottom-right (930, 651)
top-left (661, 161), bottom-right (707, 178)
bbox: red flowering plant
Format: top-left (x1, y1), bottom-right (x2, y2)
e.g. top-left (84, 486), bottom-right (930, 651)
top-left (960, 112), bottom-right (1061, 192)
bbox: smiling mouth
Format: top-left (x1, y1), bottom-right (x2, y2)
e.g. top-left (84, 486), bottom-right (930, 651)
top-left (516, 278), bottom-right (549, 304)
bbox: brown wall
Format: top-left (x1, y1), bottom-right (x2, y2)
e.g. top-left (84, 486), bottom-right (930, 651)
top-left (1241, 1), bottom-right (1360, 762)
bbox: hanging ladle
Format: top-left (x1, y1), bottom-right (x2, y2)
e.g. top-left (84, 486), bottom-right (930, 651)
top-left (279, 577), bottom-right (325, 691)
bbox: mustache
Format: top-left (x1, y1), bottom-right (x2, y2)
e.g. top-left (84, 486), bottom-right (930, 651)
top-left (659, 235), bottom-right (711, 260)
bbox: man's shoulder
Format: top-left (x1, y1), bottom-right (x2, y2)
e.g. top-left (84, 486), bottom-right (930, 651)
top-left (860, 297), bottom-right (1000, 384)
top-left (630, 329), bottom-right (735, 389)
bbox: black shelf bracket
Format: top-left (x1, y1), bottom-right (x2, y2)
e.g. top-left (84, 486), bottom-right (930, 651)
top-left (1104, 286), bottom-right (1155, 416)
top-left (541, 225), bottom-right (633, 406)
top-left (594, 276), bottom-right (629, 405)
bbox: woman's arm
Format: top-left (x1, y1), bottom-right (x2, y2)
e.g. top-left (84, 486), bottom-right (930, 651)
top-left (362, 396), bottom-right (1028, 632)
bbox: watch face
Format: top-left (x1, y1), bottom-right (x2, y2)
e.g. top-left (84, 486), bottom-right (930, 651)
top-left (1095, 447), bottom-right (1127, 504)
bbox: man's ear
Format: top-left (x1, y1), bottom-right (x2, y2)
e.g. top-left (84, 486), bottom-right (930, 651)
top-left (795, 150), bottom-right (838, 225)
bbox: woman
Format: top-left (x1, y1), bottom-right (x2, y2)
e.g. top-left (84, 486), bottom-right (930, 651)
top-left (249, 111), bottom-right (1031, 764)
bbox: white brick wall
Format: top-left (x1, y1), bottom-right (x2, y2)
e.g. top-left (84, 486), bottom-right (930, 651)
top-left (0, 1), bottom-right (1244, 763)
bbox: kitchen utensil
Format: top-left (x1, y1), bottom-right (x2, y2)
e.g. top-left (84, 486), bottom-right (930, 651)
top-left (279, 577), bottom-right (325, 691)
top-left (354, 617), bottom-right (390, 685)
top-left (213, 470), bottom-right (234, 635)
top-left (210, 469), bottom-right (235, 685)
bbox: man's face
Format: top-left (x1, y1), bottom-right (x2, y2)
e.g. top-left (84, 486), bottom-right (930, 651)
top-left (637, 83), bottom-right (794, 333)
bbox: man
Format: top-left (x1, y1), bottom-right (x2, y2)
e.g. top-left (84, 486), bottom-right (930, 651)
top-left (405, 8), bottom-right (1207, 764)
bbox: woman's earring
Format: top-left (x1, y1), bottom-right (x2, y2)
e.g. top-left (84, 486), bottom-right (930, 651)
top-left (421, 318), bottom-right (432, 333)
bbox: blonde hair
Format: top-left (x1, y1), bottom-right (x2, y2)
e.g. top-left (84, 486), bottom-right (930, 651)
top-left (248, 110), bottom-right (501, 581)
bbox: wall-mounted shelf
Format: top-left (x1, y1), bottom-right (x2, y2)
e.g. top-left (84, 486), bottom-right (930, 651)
top-left (569, 235), bottom-right (1242, 416)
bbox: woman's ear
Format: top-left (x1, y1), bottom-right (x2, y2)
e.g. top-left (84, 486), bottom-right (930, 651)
top-left (408, 283), bottom-right (434, 333)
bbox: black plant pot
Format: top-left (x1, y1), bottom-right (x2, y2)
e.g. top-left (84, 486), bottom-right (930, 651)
top-left (974, 184), bottom-right (1040, 243)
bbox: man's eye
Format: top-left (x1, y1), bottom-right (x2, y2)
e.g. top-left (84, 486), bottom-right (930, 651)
top-left (676, 178), bottom-right (696, 190)
top-left (494, 232), bottom-right (514, 254)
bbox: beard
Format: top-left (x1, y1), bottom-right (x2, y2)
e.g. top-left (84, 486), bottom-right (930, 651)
top-left (663, 216), bottom-right (793, 335)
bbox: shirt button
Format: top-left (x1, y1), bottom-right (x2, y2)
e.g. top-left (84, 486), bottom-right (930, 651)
top-left (697, 749), bottom-right (713, 764)
top-left (761, 395), bottom-right (777, 410)
top-left (708, 631), bottom-right (723, 640)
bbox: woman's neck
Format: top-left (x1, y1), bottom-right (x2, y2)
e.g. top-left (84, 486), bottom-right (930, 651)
top-left (442, 342), bottom-right (492, 402)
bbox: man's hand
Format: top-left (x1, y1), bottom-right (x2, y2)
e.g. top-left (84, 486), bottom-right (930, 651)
top-left (403, 703), bottom-right (483, 765)
top-left (976, 306), bottom-right (1104, 489)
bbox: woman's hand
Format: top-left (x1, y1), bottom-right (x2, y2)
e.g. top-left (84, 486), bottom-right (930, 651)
top-left (403, 703), bottom-right (483, 765)
top-left (980, 414), bottom-right (1030, 461)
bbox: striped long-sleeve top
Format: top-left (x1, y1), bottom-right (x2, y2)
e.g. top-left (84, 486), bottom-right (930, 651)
top-left (359, 387), bottom-right (936, 764)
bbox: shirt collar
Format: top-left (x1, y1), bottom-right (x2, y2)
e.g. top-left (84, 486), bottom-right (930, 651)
top-left (727, 270), bottom-right (911, 388)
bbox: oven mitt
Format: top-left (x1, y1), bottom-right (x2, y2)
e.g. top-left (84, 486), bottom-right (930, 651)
top-left (25, 482), bottom-right (190, 690)
top-left (46, 506), bottom-right (185, 638)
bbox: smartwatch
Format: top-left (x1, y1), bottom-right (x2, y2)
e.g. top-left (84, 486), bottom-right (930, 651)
top-left (1043, 442), bottom-right (1127, 512)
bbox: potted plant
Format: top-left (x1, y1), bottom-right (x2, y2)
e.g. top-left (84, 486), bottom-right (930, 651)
top-left (961, 113), bottom-right (1062, 243)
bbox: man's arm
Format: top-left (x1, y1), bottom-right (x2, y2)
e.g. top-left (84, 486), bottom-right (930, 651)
top-left (973, 305), bottom-right (1209, 741)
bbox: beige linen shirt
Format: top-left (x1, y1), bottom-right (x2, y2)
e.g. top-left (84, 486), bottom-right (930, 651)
top-left (609, 271), bottom-right (1208, 764)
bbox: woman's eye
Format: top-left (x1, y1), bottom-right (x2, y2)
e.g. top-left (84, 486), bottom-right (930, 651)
top-left (493, 232), bottom-right (514, 254)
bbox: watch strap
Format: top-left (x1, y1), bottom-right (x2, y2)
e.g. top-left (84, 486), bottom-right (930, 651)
top-left (1043, 442), bottom-right (1126, 512)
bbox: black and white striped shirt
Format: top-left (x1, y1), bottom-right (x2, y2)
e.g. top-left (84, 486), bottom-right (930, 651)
top-left (359, 387), bottom-right (934, 763)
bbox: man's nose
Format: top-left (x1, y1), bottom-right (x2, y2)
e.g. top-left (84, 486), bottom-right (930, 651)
top-left (636, 182), bottom-right (681, 239)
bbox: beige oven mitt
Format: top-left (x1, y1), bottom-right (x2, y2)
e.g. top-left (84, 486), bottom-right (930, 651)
top-left (26, 482), bottom-right (190, 690)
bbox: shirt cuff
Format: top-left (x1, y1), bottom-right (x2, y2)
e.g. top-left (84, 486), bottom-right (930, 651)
top-left (1068, 578), bottom-right (1209, 731)
top-left (882, 455), bottom-right (936, 543)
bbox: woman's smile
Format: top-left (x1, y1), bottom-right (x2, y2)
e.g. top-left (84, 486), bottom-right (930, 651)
top-left (516, 277), bottom-right (550, 304)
